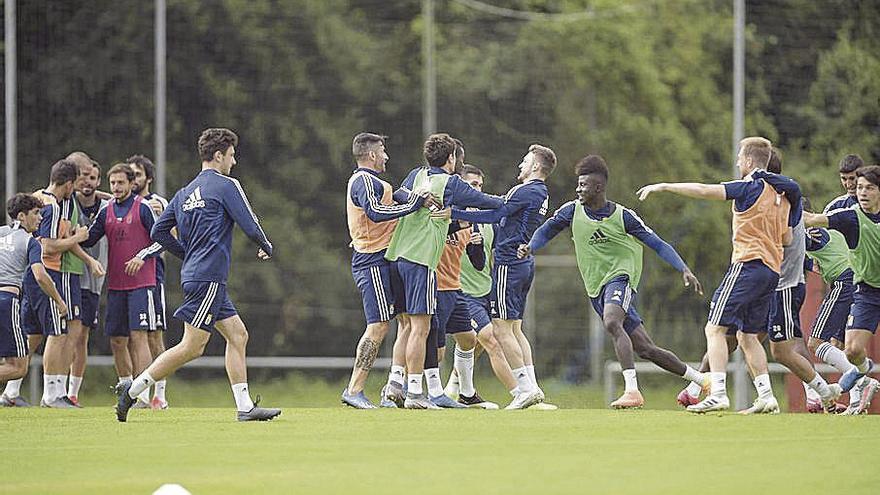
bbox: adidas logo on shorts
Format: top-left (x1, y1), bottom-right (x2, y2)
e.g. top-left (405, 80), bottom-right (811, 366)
top-left (182, 187), bottom-right (206, 211)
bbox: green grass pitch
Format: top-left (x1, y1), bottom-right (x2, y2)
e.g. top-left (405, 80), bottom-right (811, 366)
top-left (5, 404), bottom-right (879, 494)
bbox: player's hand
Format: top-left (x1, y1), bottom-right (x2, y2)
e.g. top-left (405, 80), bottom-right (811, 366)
top-left (636, 183), bottom-right (666, 201)
top-left (682, 269), bottom-right (703, 295)
top-left (73, 225), bottom-right (89, 242)
top-left (470, 231), bottom-right (483, 245)
top-left (148, 198), bottom-right (165, 216)
top-left (421, 192), bottom-right (442, 212)
top-left (517, 243), bottom-right (532, 259)
top-left (89, 259), bottom-right (106, 277)
top-left (257, 248), bottom-right (271, 260)
top-left (430, 208), bottom-right (452, 221)
top-left (806, 227), bottom-right (823, 241)
top-left (55, 299), bottom-right (69, 319)
top-left (124, 257), bottom-right (145, 276)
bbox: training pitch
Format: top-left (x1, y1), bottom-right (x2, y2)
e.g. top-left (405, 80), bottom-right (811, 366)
top-left (5, 406), bottom-right (879, 494)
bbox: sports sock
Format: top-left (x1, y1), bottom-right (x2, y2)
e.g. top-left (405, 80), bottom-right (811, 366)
top-left (127, 372), bottom-right (155, 399)
top-left (753, 373), bottom-right (773, 399)
top-left (622, 368), bottom-right (638, 392)
top-left (710, 371), bottom-right (726, 397)
top-left (807, 374), bottom-right (832, 400)
top-left (4, 378), bottom-right (23, 398)
top-left (509, 387), bottom-right (520, 397)
top-left (850, 377), bottom-right (865, 405)
top-left (68, 375), bottom-right (83, 398)
top-left (855, 358), bottom-right (870, 373)
top-left (407, 373), bottom-right (424, 395)
top-left (118, 375), bottom-right (133, 384)
top-left (682, 366), bottom-right (702, 383)
top-left (454, 346), bottom-right (475, 397)
top-left (424, 368), bottom-right (443, 397)
top-left (42, 374), bottom-right (57, 402)
top-left (525, 365), bottom-right (537, 388)
top-left (154, 380), bottom-right (167, 401)
top-left (513, 367), bottom-right (532, 392)
top-left (816, 342), bottom-right (853, 374)
top-left (231, 382), bottom-right (255, 412)
top-left (388, 365), bottom-right (405, 386)
top-left (803, 381), bottom-right (821, 401)
top-left (684, 381), bottom-right (703, 397)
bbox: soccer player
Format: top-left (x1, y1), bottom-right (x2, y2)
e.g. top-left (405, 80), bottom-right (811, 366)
top-left (0, 195), bottom-right (69, 400)
top-left (823, 154), bottom-right (864, 213)
top-left (68, 159), bottom-right (108, 405)
top-left (384, 133), bottom-right (502, 409)
top-left (341, 132), bottom-right (433, 409)
top-left (115, 128), bottom-right (280, 422)
top-left (521, 155), bottom-right (705, 408)
top-left (82, 164), bottom-right (162, 408)
top-left (434, 144), bottom-right (557, 406)
top-left (637, 137), bottom-right (807, 413)
top-left (804, 164), bottom-right (880, 412)
top-left (127, 154), bottom-right (171, 409)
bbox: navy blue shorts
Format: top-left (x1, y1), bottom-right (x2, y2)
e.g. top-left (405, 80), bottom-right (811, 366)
top-left (709, 260), bottom-right (779, 333)
top-left (31, 289), bottom-right (66, 336)
top-left (80, 289), bottom-right (100, 330)
top-left (105, 287), bottom-right (157, 337)
top-left (847, 282), bottom-right (880, 334)
top-left (50, 270), bottom-right (81, 322)
top-left (491, 261), bottom-right (534, 321)
top-left (432, 290), bottom-right (472, 349)
top-left (174, 281), bottom-right (238, 332)
top-left (810, 271), bottom-right (853, 342)
top-left (153, 283), bottom-right (167, 330)
top-left (21, 290), bottom-right (41, 336)
top-left (0, 292), bottom-right (27, 358)
top-left (767, 284), bottom-right (806, 342)
top-left (589, 275), bottom-right (643, 333)
top-left (352, 262), bottom-right (396, 324)
top-left (390, 259), bottom-right (436, 315)
top-left (461, 292), bottom-right (491, 332)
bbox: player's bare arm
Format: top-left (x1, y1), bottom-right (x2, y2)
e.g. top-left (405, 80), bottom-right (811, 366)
top-left (637, 183), bottom-right (727, 201)
top-left (803, 211), bottom-right (829, 228)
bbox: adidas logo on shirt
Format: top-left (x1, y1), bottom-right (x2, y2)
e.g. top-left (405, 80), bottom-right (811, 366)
top-left (182, 187), bottom-right (206, 211)
top-left (588, 229), bottom-right (609, 245)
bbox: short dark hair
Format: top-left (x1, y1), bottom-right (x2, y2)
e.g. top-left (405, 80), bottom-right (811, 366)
top-left (49, 159), bottom-right (79, 186)
top-left (530, 144), bottom-right (557, 176)
top-left (352, 133), bottom-right (387, 160)
top-left (575, 154), bottom-right (608, 180)
top-left (839, 154), bottom-right (864, 174)
top-left (107, 163), bottom-right (136, 182)
top-left (460, 164), bottom-right (484, 178)
top-left (452, 138), bottom-right (465, 173)
top-left (7, 193), bottom-right (43, 220)
top-left (198, 128), bottom-right (239, 162)
top-left (856, 165), bottom-right (880, 188)
top-left (767, 148), bottom-right (783, 174)
top-left (126, 154), bottom-right (155, 181)
top-left (423, 133), bottom-right (456, 168)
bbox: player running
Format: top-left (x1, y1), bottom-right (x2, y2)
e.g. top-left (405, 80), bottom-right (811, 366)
top-left (115, 128), bottom-right (280, 422)
top-left (638, 137), bottom-right (808, 413)
top-left (805, 165), bottom-right (880, 412)
top-left (521, 155), bottom-right (705, 408)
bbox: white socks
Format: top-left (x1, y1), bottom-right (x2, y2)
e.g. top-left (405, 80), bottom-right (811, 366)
top-left (4, 378), bottom-right (23, 398)
top-left (710, 372), bottom-right (727, 397)
top-left (803, 381), bottom-right (821, 402)
top-left (815, 342), bottom-right (854, 374)
top-left (622, 369), bottom-right (638, 392)
top-left (526, 365), bottom-right (537, 388)
top-left (454, 346), bottom-right (475, 397)
top-left (127, 372), bottom-right (155, 399)
top-left (388, 365), bottom-right (405, 387)
top-left (753, 373), bottom-right (773, 399)
top-left (42, 374), bottom-right (67, 402)
top-left (154, 380), bottom-right (167, 402)
top-left (513, 367), bottom-right (533, 392)
top-left (424, 368), bottom-right (443, 397)
top-left (231, 382), bottom-right (254, 412)
top-left (806, 374), bottom-right (832, 400)
top-left (684, 381), bottom-right (703, 397)
top-left (68, 375), bottom-right (83, 398)
top-left (407, 373), bottom-right (423, 395)
top-left (682, 366), bottom-right (703, 383)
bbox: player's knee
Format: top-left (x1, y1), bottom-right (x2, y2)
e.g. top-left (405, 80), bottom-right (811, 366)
top-left (365, 322), bottom-right (389, 340)
top-left (109, 337), bottom-right (128, 352)
top-left (806, 337), bottom-right (821, 354)
top-left (844, 345), bottom-right (863, 363)
top-left (603, 318), bottom-right (625, 336)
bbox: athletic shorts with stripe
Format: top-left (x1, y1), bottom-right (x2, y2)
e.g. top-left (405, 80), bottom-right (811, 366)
top-left (767, 283), bottom-right (806, 342)
top-left (174, 281), bottom-right (238, 332)
top-left (31, 286), bottom-right (66, 336)
top-left (81, 289), bottom-right (100, 330)
top-left (390, 259), bottom-right (436, 315)
top-left (810, 269), bottom-right (853, 343)
top-left (432, 289), bottom-right (471, 349)
top-left (352, 262), bottom-right (395, 324)
top-left (153, 283), bottom-right (167, 330)
top-left (21, 290), bottom-right (42, 336)
top-left (846, 282), bottom-right (880, 334)
top-left (0, 292), bottom-right (27, 358)
top-left (50, 270), bottom-right (81, 322)
top-left (490, 260), bottom-right (534, 321)
top-left (709, 260), bottom-right (779, 333)
top-left (589, 275), bottom-right (643, 333)
top-left (461, 292), bottom-right (491, 332)
top-left (105, 287), bottom-right (157, 337)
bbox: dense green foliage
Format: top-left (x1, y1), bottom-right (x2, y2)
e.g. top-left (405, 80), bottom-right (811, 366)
top-left (1, 1), bottom-right (877, 371)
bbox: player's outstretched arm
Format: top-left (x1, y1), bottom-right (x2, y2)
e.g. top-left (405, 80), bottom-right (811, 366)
top-left (518, 202), bottom-right (575, 258)
top-left (356, 175), bottom-right (426, 223)
top-left (803, 211), bottom-right (829, 227)
top-left (637, 183), bottom-right (726, 201)
top-left (623, 208), bottom-right (702, 294)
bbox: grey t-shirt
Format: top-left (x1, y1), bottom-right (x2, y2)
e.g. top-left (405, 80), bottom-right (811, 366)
top-left (78, 198), bottom-right (108, 294)
top-left (777, 218), bottom-right (806, 290)
top-left (0, 224), bottom-right (35, 288)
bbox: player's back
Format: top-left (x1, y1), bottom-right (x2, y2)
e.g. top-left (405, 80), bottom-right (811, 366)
top-left (0, 225), bottom-right (32, 287)
top-left (494, 179), bottom-right (549, 265)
